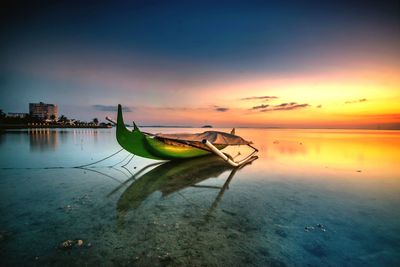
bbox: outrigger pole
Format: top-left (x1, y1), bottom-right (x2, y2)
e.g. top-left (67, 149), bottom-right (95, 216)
top-left (202, 139), bottom-right (258, 167)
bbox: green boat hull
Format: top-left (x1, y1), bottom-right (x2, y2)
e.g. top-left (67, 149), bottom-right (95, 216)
top-left (116, 105), bottom-right (211, 159)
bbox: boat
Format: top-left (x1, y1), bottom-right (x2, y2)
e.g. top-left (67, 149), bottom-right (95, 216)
top-left (106, 105), bottom-right (258, 166)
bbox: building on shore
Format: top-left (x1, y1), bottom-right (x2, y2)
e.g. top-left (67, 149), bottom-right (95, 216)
top-left (29, 102), bottom-right (58, 120)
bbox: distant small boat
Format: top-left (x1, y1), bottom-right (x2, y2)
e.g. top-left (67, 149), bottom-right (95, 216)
top-left (107, 105), bottom-right (258, 166)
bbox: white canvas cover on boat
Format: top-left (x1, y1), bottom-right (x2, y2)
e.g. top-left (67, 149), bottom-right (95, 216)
top-left (155, 131), bottom-right (251, 145)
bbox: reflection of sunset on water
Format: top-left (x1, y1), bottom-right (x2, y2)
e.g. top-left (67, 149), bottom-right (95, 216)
top-left (236, 129), bottom-right (400, 179)
top-left (1, 127), bottom-right (399, 266)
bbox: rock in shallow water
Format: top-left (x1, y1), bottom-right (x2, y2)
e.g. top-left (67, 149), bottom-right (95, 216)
top-left (58, 239), bottom-right (86, 250)
top-left (59, 240), bottom-right (74, 250)
top-left (304, 226), bottom-right (315, 232)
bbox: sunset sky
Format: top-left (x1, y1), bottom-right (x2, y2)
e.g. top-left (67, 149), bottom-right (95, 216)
top-left (1, 0), bottom-right (399, 128)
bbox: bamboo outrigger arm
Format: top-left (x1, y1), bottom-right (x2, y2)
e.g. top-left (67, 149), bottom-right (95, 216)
top-left (202, 139), bottom-right (258, 167)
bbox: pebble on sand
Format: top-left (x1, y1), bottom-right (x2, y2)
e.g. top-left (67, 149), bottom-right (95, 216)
top-left (305, 224), bottom-right (327, 232)
top-left (59, 240), bottom-right (74, 250)
top-left (58, 239), bottom-right (85, 250)
top-left (304, 226), bottom-right (315, 231)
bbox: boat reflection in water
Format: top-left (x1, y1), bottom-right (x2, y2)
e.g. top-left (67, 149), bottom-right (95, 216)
top-left (116, 155), bottom-right (258, 219)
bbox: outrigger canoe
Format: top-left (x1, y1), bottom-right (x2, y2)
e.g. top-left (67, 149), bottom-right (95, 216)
top-left (107, 105), bottom-right (258, 166)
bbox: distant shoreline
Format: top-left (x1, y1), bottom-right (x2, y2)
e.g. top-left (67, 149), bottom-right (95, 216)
top-left (0, 124), bottom-right (112, 129)
top-left (1, 124), bottom-right (399, 131)
top-left (139, 125), bottom-right (193, 128)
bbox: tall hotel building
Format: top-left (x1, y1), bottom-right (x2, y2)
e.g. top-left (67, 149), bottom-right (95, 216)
top-left (29, 102), bottom-right (58, 120)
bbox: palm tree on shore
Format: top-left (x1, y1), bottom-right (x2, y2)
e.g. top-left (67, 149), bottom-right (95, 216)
top-left (59, 115), bottom-right (68, 123)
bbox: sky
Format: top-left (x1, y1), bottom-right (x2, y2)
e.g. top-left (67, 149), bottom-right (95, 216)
top-left (1, 0), bottom-right (399, 128)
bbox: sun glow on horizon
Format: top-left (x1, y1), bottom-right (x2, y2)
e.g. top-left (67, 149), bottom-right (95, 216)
top-left (117, 64), bottom-right (400, 129)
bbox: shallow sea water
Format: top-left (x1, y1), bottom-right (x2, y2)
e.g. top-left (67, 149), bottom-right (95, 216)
top-left (0, 128), bottom-right (399, 266)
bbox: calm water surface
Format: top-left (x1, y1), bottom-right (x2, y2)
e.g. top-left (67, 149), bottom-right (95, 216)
top-left (0, 128), bottom-right (399, 266)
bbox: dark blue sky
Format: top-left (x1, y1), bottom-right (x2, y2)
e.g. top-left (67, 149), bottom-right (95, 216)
top-left (3, 0), bottom-right (398, 66)
top-left (1, 0), bottom-right (399, 124)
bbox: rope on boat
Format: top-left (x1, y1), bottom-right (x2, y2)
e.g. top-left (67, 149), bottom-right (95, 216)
top-left (74, 149), bottom-right (124, 168)
top-left (0, 149), bottom-right (130, 170)
top-left (121, 154), bottom-right (135, 167)
top-left (110, 153), bottom-right (131, 167)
